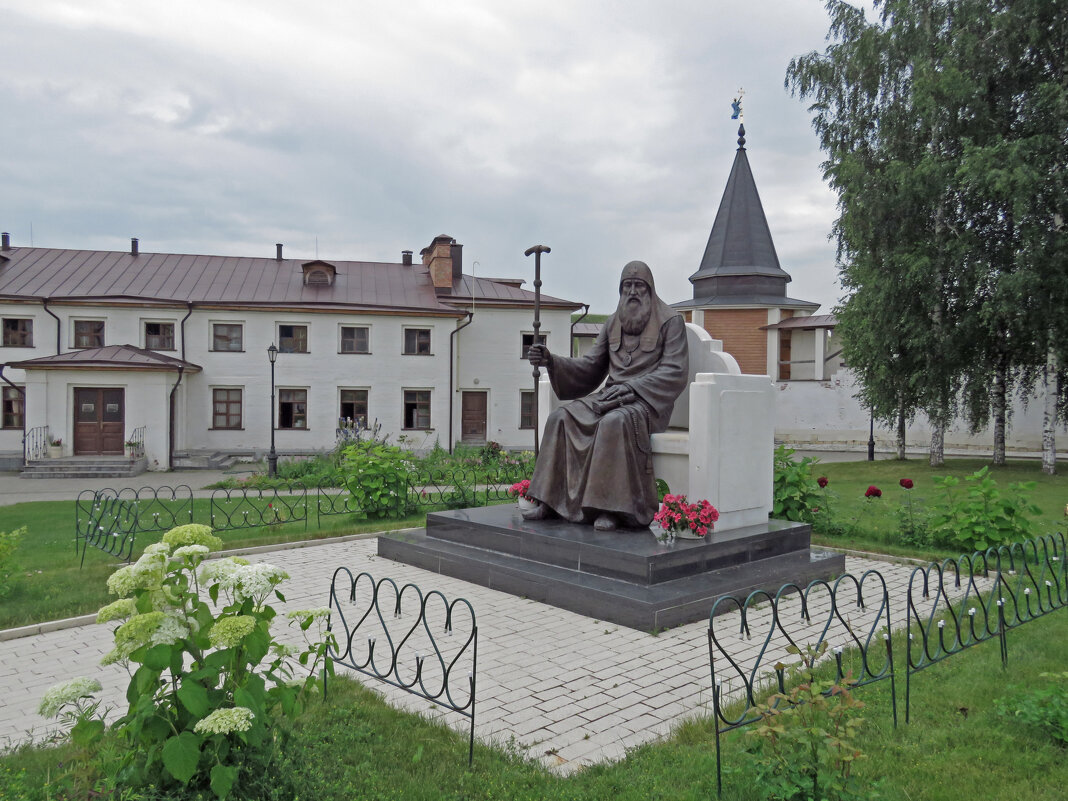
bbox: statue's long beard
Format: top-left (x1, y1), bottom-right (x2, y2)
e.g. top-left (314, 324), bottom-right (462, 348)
top-left (618, 295), bottom-right (652, 335)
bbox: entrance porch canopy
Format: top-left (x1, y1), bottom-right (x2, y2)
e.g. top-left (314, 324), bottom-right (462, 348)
top-left (7, 344), bottom-right (202, 373)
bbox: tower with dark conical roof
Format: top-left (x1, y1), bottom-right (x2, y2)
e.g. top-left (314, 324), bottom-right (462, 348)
top-left (674, 124), bottom-right (820, 378)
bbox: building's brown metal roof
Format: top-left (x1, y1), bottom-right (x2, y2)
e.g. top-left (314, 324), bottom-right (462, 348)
top-left (0, 247), bottom-right (582, 313)
top-left (7, 344), bottom-right (202, 371)
top-left (572, 322), bottom-right (603, 337)
top-left (760, 313), bottom-right (838, 331)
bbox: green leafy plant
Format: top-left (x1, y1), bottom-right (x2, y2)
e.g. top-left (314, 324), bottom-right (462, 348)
top-left (342, 439), bottom-right (416, 519)
top-left (928, 466), bottom-right (1041, 552)
top-left (995, 671), bottom-right (1068, 747)
top-left (773, 446), bottom-right (824, 524)
top-left (895, 478), bottom-right (932, 547)
top-left (0, 526), bottom-right (25, 599)
top-left (746, 642), bottom-right (874, 801)
top-left (40, 523), bottom-right (335, 800)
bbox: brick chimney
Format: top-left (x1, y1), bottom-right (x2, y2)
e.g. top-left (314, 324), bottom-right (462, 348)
top-left (420, 234), bottom-right (457, 294)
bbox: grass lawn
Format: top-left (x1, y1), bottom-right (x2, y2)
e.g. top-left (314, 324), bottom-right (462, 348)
top-left (808, 457), bottom-right (1068, 558)
top-left (0, 499), bottom-right (427, 630)
top-left (3, 594), bottom-right (1065, 800)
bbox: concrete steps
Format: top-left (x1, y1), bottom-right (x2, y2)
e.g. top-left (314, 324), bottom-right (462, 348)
top-left (20, 456), bottom-right (148, 479)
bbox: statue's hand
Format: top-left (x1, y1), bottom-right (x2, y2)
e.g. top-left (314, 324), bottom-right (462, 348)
top-left (527, 343), bottom-right (553, 368)
top-left (600, 383), bottom-right (635, 405)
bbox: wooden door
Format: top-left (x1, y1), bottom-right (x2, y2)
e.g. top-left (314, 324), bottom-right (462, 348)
top-left (460, 391), bottom-right (487, 443)
top-left (74, 388), bottom-right (125, 455)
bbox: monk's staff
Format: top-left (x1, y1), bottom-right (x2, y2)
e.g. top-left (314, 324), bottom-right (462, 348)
top-left (524, 244), bottom-right (551, 458)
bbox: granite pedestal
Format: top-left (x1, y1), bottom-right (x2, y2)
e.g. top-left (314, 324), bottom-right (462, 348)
top-left (378, 505), bottom-right (845, 631)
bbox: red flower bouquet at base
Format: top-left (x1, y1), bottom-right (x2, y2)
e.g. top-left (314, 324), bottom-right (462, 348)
top-left (653, 494), bottom-right (719, 540)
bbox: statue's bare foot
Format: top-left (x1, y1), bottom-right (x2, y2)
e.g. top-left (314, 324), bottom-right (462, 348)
top-left (593, 513), bottom-right (618, 531)
top-left (521, 501), bottom-right (555, 521)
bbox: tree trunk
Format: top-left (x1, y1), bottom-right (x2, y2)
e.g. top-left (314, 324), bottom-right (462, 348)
top-left (992, 360), bottom-right (1007, 466)
top-left (896, 406), bottom-right (906, 459)
top-left (930, 417), bottom-right (945, 467)
top-left (1042, 354), bottom-right (1057, 475)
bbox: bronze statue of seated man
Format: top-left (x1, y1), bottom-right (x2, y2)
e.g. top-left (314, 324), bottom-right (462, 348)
top-left (523, 260), bottom-right (688, 531)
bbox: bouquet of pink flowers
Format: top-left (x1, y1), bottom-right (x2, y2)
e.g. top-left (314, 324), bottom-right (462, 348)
top-left (509, 479), bottom-right (531, 499)
top-left (653, 494), bottom-right (719, 538)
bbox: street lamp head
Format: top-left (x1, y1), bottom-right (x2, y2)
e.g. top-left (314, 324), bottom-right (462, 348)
top-left (267, 343), bottom-right (278, 364)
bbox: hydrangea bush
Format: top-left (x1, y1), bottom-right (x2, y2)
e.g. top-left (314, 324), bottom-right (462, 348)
top-left (39, 523), bottom-right (335, 800)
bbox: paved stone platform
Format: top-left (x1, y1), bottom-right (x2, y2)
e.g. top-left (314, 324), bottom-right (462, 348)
top-left (0, 537), bottom-right (924, 773)
top-left (379, 506), bottom-right (845, 630)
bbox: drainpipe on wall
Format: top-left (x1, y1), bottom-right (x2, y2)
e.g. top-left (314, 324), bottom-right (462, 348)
top-left (169, 366), bottom-right (184, 471)
top-left (168, 303), bottom-right (195, 470)
top-left (42, 298), bottom-right (62, 354)
top-left (570, 304), bottom-right (590, 356)
top-left (448, 312), bottom-right (474, 453)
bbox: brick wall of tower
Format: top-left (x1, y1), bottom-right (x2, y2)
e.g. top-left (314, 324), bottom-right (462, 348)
top-left (701, 308), bottom-right (771, 375)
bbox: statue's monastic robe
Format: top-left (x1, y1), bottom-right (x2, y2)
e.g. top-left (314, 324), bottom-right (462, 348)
top-left (528, 278), bottom-right (689, 527)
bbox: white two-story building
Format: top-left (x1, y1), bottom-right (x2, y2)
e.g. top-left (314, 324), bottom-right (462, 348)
top-left (0, 233), bottom-right (581, 471)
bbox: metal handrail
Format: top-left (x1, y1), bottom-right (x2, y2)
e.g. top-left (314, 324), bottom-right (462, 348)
top-left (24, 425), bottom-right (49, 464)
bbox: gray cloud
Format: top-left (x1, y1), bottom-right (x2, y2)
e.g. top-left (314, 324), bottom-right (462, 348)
top-left (0, 0), bottom-right (843, 313)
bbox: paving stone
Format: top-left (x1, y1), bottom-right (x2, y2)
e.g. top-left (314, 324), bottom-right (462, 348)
top-left (0, 541), bottom-right (924, 775)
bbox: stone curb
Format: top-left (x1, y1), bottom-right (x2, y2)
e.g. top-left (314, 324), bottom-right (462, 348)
top-left (0, 528), bottom-right (418, 643)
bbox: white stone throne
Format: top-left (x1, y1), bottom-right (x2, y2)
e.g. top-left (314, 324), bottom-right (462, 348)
top-left (538, 323), bottom-right (774, 534)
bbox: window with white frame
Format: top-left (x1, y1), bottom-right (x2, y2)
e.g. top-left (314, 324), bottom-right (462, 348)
top-left (340, 326), bottom-right (370, 354)
top-left (1, 386), bottom-right (23, 429)
top-left (73, 320), bottom-right (104, 348)
top-left (278, 324), bottom-right (308, 353)
top-left (144, 321), bottom-right (175, 351)
top-left (278, 389), bottom-right (308, 429)
top-left (2, 318), bottom-right (33, 348)
top-left (403, 389), bottom-right (431, 429)
top-left (212, 388), bottom-right (242, 430)
top-left (520, 332), bottom-right (549, 359)
top-left (402, 327), bottom-right (431, 355)
top-left (339, 389), bottom-right (368, 428)
top-left (519, 390), bottom-right (536, 430)
top-left (211, 323), bottom-right (243, 352)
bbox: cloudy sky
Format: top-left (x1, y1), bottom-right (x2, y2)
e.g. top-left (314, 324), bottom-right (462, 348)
top-left (0, 0), bottom-right (847, 314)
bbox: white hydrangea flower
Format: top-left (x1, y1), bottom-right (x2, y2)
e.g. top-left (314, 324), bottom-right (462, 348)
top-left (193, 706), bottom-right (255, 736)
top-left (208, 615), bottom-right (257, 648)
top-left (198, 556), bottom-right (250, 588)
top-left (271, 642), bottom-right (299, 658)
top-left (105, 610), bottom-right (190, 665)
top-left (285, 607), bottom-right (331, 622)
top-left (231, 563), bottom-right (290, 604)
top-left (162, 524), bottom-right (223, 552)
top-left (172, 544), bottom-right (210, 560)
top-left (152, 611), bottom-right (191, 646)
top-left (106, 565), bottom-right (137, 598)
top-left (38, 677), bottom-right (102, 718)
top-left (142, 542), bottom-right (172, 556)
top-left (96, 598), bottom-right (137, 624)
top-left (106, 549), bottom-right (168, 598)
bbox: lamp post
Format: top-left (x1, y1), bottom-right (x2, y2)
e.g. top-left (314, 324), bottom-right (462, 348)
top-left (867, 410), bottom-right (876, 462)
top-left (267, 344), bottom-right (278, 477)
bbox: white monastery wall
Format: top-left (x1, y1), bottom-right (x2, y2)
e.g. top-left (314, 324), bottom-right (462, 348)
top-left (775, 369), bottom-right (1054, 453)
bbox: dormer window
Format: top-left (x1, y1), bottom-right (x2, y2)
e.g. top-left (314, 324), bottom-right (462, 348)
top-left (301, 260), bottom-right (336, 287)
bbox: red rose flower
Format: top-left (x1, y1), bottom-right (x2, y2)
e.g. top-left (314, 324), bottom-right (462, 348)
top-left (817, 476), bottom-right (829, 488)
top-left (899, 478), bottom-right (914, 490)
top-left (865, 485), bottom-right (882, 498)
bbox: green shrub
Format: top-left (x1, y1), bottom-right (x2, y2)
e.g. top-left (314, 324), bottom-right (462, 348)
top-left (341, 439), bottom-right (417, 519)
top-left (37, 525), bottom-right (334, 800)
top-left (746, 642), bottom-right (875, 801)
top-left (773, 446), bottom-right (824, 524)
top-left (996, 672), bottom-right (1068, 747)
top-left (928, 466), bottom-right (1041, 552)
top-left (0, 526), bottom-right (25, 599)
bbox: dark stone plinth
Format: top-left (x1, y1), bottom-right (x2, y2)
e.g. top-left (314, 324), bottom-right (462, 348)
top-left (378, 505), bottom-right (845, 631)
